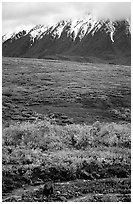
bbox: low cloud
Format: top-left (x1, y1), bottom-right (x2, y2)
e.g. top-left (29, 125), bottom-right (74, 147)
top-left (2, 2), bottom-right (131, 34)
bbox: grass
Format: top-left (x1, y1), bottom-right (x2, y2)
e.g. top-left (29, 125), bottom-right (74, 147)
top-left (2, 57), bottom-right (130, 125)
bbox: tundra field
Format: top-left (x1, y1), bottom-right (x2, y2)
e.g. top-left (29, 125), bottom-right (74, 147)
top-left (2, 57), bottom-right (131, 202)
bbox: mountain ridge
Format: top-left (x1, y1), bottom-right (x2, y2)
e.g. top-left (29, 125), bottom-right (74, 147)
top-left (2, 14), bottom-right (131, 65)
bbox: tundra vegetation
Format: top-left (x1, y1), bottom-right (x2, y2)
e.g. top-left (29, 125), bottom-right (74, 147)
top-left (2, 57), bottom-right (131, 202)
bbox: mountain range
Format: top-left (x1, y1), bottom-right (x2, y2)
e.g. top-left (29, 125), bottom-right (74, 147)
top-left (2, 14), bottom-right (131, 65)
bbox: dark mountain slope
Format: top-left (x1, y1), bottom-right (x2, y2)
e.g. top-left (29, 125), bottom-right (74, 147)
top-left (2, 16), bottom-right (131, 65)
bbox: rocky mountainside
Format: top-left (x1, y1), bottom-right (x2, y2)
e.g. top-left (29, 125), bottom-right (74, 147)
top-left (2, 14), bottom-right (131, 65)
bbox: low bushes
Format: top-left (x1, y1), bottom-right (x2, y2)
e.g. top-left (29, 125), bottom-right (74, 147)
top-left (2, 118), bottom-right (131, 193)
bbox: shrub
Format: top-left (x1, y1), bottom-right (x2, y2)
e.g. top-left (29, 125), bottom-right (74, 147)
top-left (2, 118), bottom-right (131, 193)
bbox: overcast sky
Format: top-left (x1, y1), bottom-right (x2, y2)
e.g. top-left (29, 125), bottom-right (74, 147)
top-left (2, 2), bottom-right (131, 34)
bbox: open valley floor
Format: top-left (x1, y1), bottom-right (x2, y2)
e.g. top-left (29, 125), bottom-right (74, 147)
top-left (2, 57), bottom-right (131, 202)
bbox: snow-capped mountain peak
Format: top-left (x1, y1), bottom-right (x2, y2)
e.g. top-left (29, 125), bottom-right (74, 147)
top-left (2, 14), bottom-right (131, 50)
top-left (2, 13), bottom-right (131, 66)
top-left (2, 14), bottom-right (131, 45)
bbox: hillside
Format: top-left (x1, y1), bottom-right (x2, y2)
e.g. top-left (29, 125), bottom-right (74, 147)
top-left (2, 15), bottom-right (131, 65)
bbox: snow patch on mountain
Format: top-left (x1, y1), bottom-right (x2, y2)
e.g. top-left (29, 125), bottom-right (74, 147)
top-left (68, 19), bottom-right (85, 40)
top-left (2, 34), bottom-right (11, 43)
top-left (49, 21), bottom-right (67, 38)
top-left (2, 32), bottom-right (19, 43)
top-left (2, 30), bottom-right (29, 43)
top-left (29, 25), bottom-right (49, 43)
top-left (13, 30), bottom-right (29, 41)
top-left (125, 18), bottom-right (131, 34)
